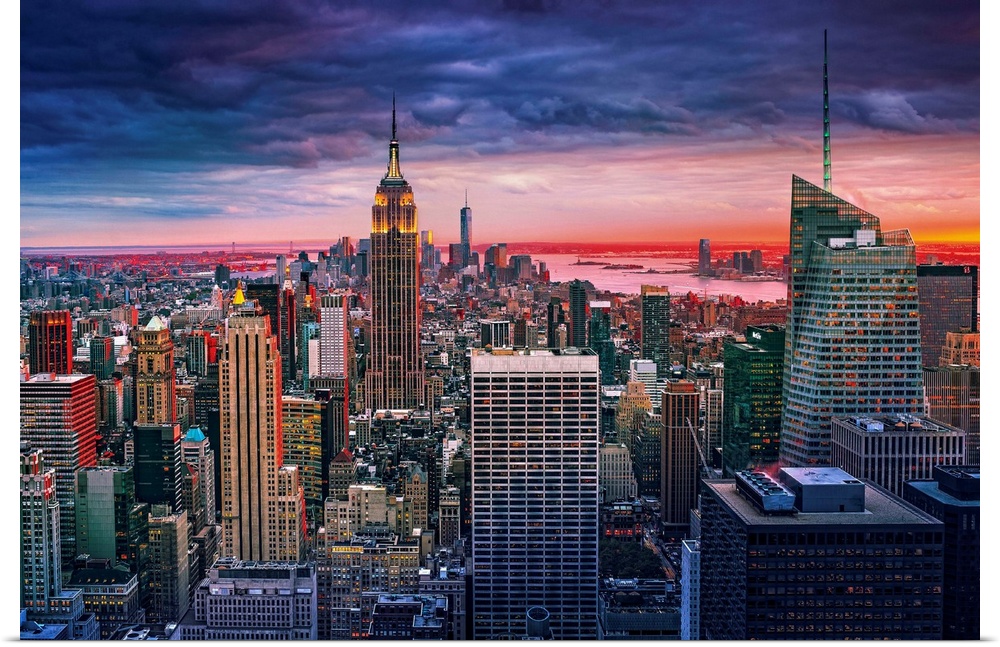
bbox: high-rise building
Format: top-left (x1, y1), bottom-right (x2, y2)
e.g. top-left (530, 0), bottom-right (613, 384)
top-left (281, 271), bottom-right (298, 384)
top-left (545, 297), bottom-right (565, 348)
top-left (721, 324), bottom-right (784, 475)
top-left (219, 293), bottom-right (304, 562)
top-left (135, 315), bottom-right (176, 426)
top-left (29, 309), bottom-right (72, 376)
top-left (660, 380), bottom-right (700, 536)
top-left (628, 358), bottom-right (660, 411)
top-left (698, 239), bottom-right (711, 276)
top-left (480, 319), bottom-right (511, 348)
top-left (470, 348), bottom-right (600, 639)
top-left (133, 422), bottom-right (183, 512)
top-left (831, 415), bottom-right (966, 497)
top-left (615, 381), bottom-right (652, 450)
top-left (420, 229), bottom-right (435, 270)
top-left (701, 467), bottom-right (944, 640)
top-left (177, 558), bottom-right (318, 640)
top-left (924, 364), bottom-right (980, 464)
top-left (21, 448), bottom-right (62, 611)
top-left (460, 194), bottom-right (472, 268)
top-left (588, 301), bottom-right (616, 384)
top-left (74, 466), bottom-right (149, 570)
top-left (680, 539), bottom-right (701, 640)
top-left (147, 506), bottom-right (190, 624)
top-left (281, 395), bottom-right (324, 523)
top-left (780, 176), bottom-right (924, 466)
top-left (366, 100), bottom-right (424, 410)
top-left (214, 264), bottom-right (230, 288)
top-left (939, 329), bottom-right (980, 366)
top-left (182, 426), bottom-right (217, 529)
top-left (20, 373), bottom-right (98, 564)
top-left (568, 279), bottom-right (588, 348)
top-left (319, 292), bottom-right (351, 377)
top-left (916, 264), bottom-right (978, 366)
top-left (903, 465), bottom-right (979, 640)
top-left (89, 335), bottom-right (115, 380)
top-left (599, 444), bottom-right (637, 504)
top-left (640, 286), bottom-right (671, 377)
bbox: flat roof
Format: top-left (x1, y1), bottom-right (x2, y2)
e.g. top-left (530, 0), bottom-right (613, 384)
top-left (905, 480), bottom-right (980, 508)
top-left (704, 479), bottom-right (942, 528)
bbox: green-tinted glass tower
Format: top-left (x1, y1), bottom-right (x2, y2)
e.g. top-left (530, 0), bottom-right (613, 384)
top-left (780, 176), bottom-right (924, 466)
top-left (722, 325), bottom-right (784, 476)
top-left (640, 286), bottom-right (671, 377)
top-left (588, 301), bottom-right (616, 384)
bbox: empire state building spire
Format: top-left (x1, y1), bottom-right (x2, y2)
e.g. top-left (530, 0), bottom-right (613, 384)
top-left (385, 93), bottom-right (403, 182)
top-left (823, 29), bottom-right (832, 193)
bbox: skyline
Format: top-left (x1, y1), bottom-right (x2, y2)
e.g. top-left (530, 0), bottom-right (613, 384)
top-left (20, 1), bottom-right (979, 249)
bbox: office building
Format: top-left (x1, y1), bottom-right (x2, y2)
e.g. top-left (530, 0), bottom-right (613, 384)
top-left (631, 412), bottom-right (662, 497)
top-left (615, 381), bottom-right (652, 450)
top-left (182, 426), bottom-right (217, 528)
top-left (628, 359), bottom-right (660, 411)
top-left (916, 264), bottom-right (978, 366)
top-left (701, 467), bottom-right (944, 640)
top-left (177, 558), bottom-right (317, 640)
top-left (74, 466), bottom-right (149, 571)
top-left (568, 279), bottom-right (588, 347)
top-left (698, 239), bottom-right (711, 276)
top-left (21, 448), bottom-right (62, 611)
top-left (281, 272), bottom-right (298, 383)
top-left (721, 325), bottom-right (784, 475)
top-left (282, 395), bottom-right (325, 522)
top-left (923, 364), bottom-right (979, 464)
top-left (588, 301), bottom-right (616, 384)
top-left (20, 373), bottom-right (98, 564)
top-left (597, 578), bottom-right (681, 639)
top-left (781, 176), bottom-right (923, 466)
top-left (903, 465), bottom-right (979, 640)
top-left (366, 101), bottom-right (424, 410)
top-left (471, 348), bottom-right (600, 639)
top-left (680, 539), bottom-right (701, 640)
top-left (147, 506), bottom-right (190, 624)
top-left (319, 292), bottom-right (351, 377)
top-left (640, 286), bottom-right (671, 377)
top-left (830, 415), bottom-right (965, 497)
top-left (480, 319), bottom-right (511, 348)
top-left (939, 329), bottom-right (979, 366)
top-left (133, 422), bottom-right (183, 512)
top-left (546, 296), bottom-right (566, 349)
top-left (660, 380), bottom-right (700, 536)
top-left (220, 294), bottom-right (304, 562)
top-left (89, 335), bottom-right (115, 380)
top-left (369, 593), bottom-right (449, 639)
top-left (599, 444), bottom-right (637, 504)
top-left (135, 315), bottom-right (176, 426)
top-left (438, 489), bottom-right (461, 550)
top-left (29, 310), bottom-right (73, 376)
top-left (460, 195), bottom-right (472, 267)
top-left (65, 560), bottom-right (141, 639)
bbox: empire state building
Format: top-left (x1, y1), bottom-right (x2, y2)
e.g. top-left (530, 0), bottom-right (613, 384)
top-left (366, 100), bottom-right (424, 410)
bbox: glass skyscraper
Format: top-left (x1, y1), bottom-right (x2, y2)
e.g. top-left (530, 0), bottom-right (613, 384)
top-left (780, 176), bottom-right (924, 466)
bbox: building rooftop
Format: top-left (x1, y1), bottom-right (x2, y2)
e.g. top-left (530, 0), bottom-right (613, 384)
top-left (705, 477), bottom-right (941, 528)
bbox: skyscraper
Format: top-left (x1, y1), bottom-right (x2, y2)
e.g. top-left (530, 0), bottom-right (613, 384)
top-left (780, 176), bottom-right (923, 466)
top-left (698, 239), bottom-right (711, 276)
top-left (89, 335), bottom-right (115, 380)
top-left (29, 309), bottom-right (72, 375)
top-left (135, 315), bottom-right (176, 426)
top-left (133, 422), bottom-right (183, 512)
top-left (471, 348), bottom-right (599, 639)
top-left (21, 448), bottom-right (62, 610)
top-left (546, 297), bottom-right (565, 348)
top-left (587, 300), bottom-right (615, 384)
top-left (367, 100), bottom-right (424, 410)
top-left (20, 373), bottom-right (98, 564)
top-left (640, 285), bottom-right (671, 377)
top-left (219, 291), bottom-right (304, 561)
top-left (924, 364), bottom-right (980, 464)
top-left (568, 279), bottom-right (588, 348)
top-left (460, 193), bottom-right (472, 267)
top-left (660, 380), bottom-right (700, 536)
top-left (916, 264), bottom-right (978, 366)
top-left (721, 324), bottom-right (784, 475)
top-left (319, 292), bottom-right (351, 377)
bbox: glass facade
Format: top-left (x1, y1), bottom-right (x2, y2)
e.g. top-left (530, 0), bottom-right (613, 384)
top-left (781, 176), bottom-right (924, 466)
top-left (722, 325), bottom-right (784, 475)
top-left (916, 264), bottom-right (978, 367)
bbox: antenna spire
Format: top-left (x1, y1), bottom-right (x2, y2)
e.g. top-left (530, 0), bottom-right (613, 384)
top-left (465, 188), bottom-right (468, 208)
top-left (392, 92), bottom-right (397, 141)
top-left (823, 29), bottom-right (832, 193)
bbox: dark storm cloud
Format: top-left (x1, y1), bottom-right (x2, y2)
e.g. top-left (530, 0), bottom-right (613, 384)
top-left (21, 0), bottom-right (978, 174)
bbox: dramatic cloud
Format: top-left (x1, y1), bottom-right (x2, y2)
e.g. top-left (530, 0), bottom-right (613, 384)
top-left (19, 0), bottom-right (979, 247)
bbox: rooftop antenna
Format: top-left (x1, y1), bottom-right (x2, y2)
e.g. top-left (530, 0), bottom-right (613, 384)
top-left (465, 188), bottom-right (468, 208)
top-left (823, 29), bottom-right (832, 193)
top-left (392, 92), bottom-right (397, 141)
